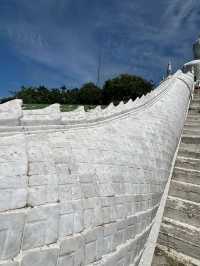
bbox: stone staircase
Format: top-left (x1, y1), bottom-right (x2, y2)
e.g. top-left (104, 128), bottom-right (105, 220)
top-left (152, 90), bottom-right (200, 266)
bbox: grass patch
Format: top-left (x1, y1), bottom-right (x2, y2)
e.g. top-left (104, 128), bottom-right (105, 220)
top-left (23, 104), bottom-right (100, 112)
top-left (23, 104), bottom-right (50, 110)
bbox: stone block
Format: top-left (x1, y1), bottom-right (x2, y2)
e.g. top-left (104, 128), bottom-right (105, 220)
top-left (21, 104), bottom-right (61, 126)
top-left (85, 241), bottom-right (96, 264)
top-left (74, 247), bottom-right (85, 266)
top-left (113, 223), bottom-right (127, 249)
top-left (103, 224), bottom-right (117, 255)
top-left (57, 255), bottom-right (73, 266)
top-left (56, 163), bottom-right (75, 185)
top-left (0, 135), bottom-right (27, 212)
top-left (96, 227), bottom-right (104, 260)
top-left (21, 248), bottom-right (59, 266)
top-left (28, 161), bottom-right (56, 176)
top-left (0, 212), bottom-right (25, 260)
top-left (28, 172), bottom-right (58, 205)
top-left (0, 99), bottom-right (22, 126)
top-left (126, 216), bottom-right (137, 241)
top-left (60, 234), bottom-right (84, 255)
top-left (59, 201), bottom-right (76, 238)
top-left (0, 262), bottom-right (19, 266)
top-left (22, 204), bottom-right (59, 250)
top-left (81, 183), bottom-right (97, 198)
top-left (28, 183), bottom-right (58, 206)
top-left (59, 213), bottom-right (74, 238)
top-left (74, 210), bottom-right (84, 233)
top-left (0, 187), bottom-right (27, 212)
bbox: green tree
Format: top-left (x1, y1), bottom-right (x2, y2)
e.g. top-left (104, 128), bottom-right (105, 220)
top-left (102, 74), bottom-right (153, 104)
top-left (5, 73), bottom-right (154, 106)
top-left (78, 82), bottom-right (102, 105)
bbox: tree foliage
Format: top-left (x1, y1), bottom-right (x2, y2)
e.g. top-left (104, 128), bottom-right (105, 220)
top-left (1, 74), bottom-right (154, 105)
top-left (79, 82), bottom-right (102, 105)
top-left (102, 74), bottom-right (153, 104)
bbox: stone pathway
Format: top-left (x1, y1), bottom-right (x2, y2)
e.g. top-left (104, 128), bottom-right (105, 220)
top-left (152, 90), bottom-right (200, 266)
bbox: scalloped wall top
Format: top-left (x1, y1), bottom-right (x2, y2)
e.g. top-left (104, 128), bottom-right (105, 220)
top-left (0, 70), bottom-right (194, 127)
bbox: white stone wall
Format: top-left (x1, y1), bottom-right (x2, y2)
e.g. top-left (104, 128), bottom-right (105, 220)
top-left (0, 70), bottom-right (194, 266)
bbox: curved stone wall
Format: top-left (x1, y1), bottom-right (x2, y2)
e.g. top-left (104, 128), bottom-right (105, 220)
top-left (0, 70), bottom-right (194, 266)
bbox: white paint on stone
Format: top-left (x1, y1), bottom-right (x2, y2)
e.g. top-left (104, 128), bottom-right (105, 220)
top-left (0, 100), bottom-right (22, 126)
top-left (0, 134), bottom-right (28, 212)
top-left (0, 212), bottom-right (26, 260)
top-left (22, 204), bottom-right (59, 250)
top-left (0, 70), bottom-right (194, 265)
top-left (21, 248), bottom-right (59, 266)
top-left (0, 262), bottom-right (19, 266)
top-left (21, 104), bottom-right (61, 125)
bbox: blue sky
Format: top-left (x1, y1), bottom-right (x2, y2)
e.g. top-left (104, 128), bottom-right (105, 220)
top-left (0, 0), bottom-right (199, 97)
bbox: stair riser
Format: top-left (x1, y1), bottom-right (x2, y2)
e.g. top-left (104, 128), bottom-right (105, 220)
top-left (175, 158), bottom-right (200, 171)
top-left (189, 104), bottom-right (200, 108)
top-left (188, 110), bottom-right (200, 115)
top-left (158, 220), bottom-right (200, 260)
top-left (186, 121), bottom-right (200, 125)
top-left (191, 100), bottom-right (200, 104)
top-left (152, 246), bottom-right (198, 266)
top-left (173, 168), bottom-right (200, 185)
top-left (178, 149), bottom-right (200, 159)
top-left (184, 123), bottom-right (200, 128)
top-left (186, 117), bottom-right (200, 123)
top-left (169, 181), bottom-right (200, 203)
top-left (187, 112), bottom-right (200, 117)
top-left (181, 136), bottom-right (200, 144)
top-left (183, 130), bottom-right (200, 136)
top-left (189, 105), bottom-right (200, 112)
top-left (158, 232), bottom-right (200, 260)
top-left (193, 91), bottom-right (200, 96)
top-left (164, 198), bottom-right (200, 228)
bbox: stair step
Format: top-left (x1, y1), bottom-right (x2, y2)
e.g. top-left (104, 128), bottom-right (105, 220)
top-left (189, 111), bottom-right (200, 116)
top-left (152, 244), bottom-right (200, 266)
top-left (188, 109), bottom-right (200, 115)
top-left (178, 147), bottom-right (200, 159)
top-left (191, 99), bottom-right (200, 104)
top-left (190, 104), bottom-right (200, 108)
top-left (183, 129), bottom-right (200, 136)
top-left (186, 115), bottom-right (200, 122)
top-left (187, 114), bottom-right (200, 117)
top-left (158, 218), bottom-right (200, 260)
top-left (184, 123), bottom-right (200, 128)
top-left (175, 156), bottom-right (200, 171)
top-left (193, 92), bottom-right (200, 95)
top-left (173, 167), bottom-right (200, 185)
top-left (164, 196), bottom-right (200, 228)
top-left (179, 142), bottom-right (200, 151)
top-left (189, 106), bottom-right (200, 114)
top-left (186, 120), bottom-right (200, 125)
top-left (168, 180), bottom-right (200, 203)
top-left (192, 96), bottom-right (200, 99)
top-left (192, 98), bottom-right (200, 102)
top-left (181, 135), bottom-right (200, 144)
